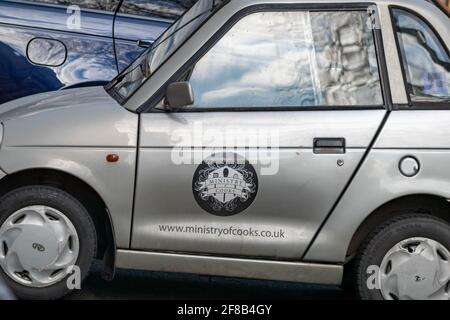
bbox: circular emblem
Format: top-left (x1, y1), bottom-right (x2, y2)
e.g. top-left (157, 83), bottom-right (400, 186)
top-left (193, 153), bottom-right (258, 216)
top-left (32, 242), bottom-right (45, 252)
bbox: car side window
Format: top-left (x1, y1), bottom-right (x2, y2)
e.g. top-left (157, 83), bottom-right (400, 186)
top-left (118, 0), bottom-right (196, 20)
top-left (185, 10), bottom-right (383, 109)
top-left (393, 9), bottom-right (450, 104)
top-left (22, 0), bottom-right (119, 11)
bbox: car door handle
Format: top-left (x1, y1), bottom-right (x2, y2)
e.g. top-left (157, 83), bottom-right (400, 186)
top-left (137, 39), bottom-right (153, 49)
top-left (313, 138), bottom-right (346, 154)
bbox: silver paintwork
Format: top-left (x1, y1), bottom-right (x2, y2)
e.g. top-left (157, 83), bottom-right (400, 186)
top-left (375, 111), bottom-right (450, 149)
top-left (305, 149), bottom-right (450, 263)
top-left (0, 87), bottom-right (138, 248)
top-left (133, 111), bottom-right (384, 258)
top-left (0, 0), bottom-right (446, 294)
top-left (377, 3), bottom-right (408, 105)
top-left (306, 112), bottom-right (450, 263)
top-left (379, 238), bottom-right (450, 300)
top-left (0, 206), bottom-right (79, 288)
top-left (116, 249), bottom-right (343, 285)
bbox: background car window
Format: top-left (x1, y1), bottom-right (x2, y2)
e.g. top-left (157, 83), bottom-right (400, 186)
top-left (393, 9), bottom-right (450, 103)
top-left (110, 0), bottom-right (219, 100)
top-left (186, 11), bottom-right (383, 109)
top-left (119, 0), bottom-right (196, 20)
top-left (22, 0), bottom-right (119, 11)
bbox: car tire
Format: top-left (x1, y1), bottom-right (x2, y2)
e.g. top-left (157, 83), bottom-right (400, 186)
top-left (0, 186), bottom-right (97, 300)
top-left (353, 214), bottom-right (450, 300)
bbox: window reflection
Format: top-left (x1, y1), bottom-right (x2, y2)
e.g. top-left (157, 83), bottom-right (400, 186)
top-left (119, 0), bottom-right (196, 20)
top-left (188, 11), bottom-right (383, 109)
top-left (25, 0), bottom-right (120, 11)
top-left (111, 0), bottom-right (218, 100)
top-left (394, 9), bottom-right (450, 103)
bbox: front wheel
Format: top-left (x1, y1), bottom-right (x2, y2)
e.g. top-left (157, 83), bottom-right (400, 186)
top-left (354, 214), bottom-right (450, 300)
top-left (0, 186), bottom-right (97, 299)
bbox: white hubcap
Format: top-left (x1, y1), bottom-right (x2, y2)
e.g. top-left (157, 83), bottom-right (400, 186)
top-left (379, 237), bottom-right (450, 300)
top-left (0, 206), bottom-right (79, 288)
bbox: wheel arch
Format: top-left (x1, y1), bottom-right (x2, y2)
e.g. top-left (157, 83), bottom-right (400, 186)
top-left (346, 193), bottom-right (450, 260)
top-left (0, 168), bottom-right (116, 279)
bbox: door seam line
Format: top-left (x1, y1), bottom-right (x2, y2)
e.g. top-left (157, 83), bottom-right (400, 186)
top-left (301, 110), bottom-right (392, 261)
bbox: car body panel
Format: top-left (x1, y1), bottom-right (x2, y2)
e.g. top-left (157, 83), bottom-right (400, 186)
top-left (0, 24), bottom-right (118, 102)
top-left (122, 0), bottom-right (450, 264)
top-left (0, 87), bottom-right (138, 147)
top-left (306, 113), bottom-right (450, 263)
top-left (114, 40), bottom-right (145, 73)
top-left (132, 110), bottom-right (385, 259)
top-left (305, 149), bottom-right (450, 263)
top-left (0, 1), bottom-right (117, 104)
top-left (114, 14), bottom-right (171, 72)
top-left (0, 0), bottom-right (174, 104)
top-left (0, 87), bottom-right (138, 247)
top-left (375, 111), bottom-right (450, 149)
top-left (0, 1), bottom-right (115, 37)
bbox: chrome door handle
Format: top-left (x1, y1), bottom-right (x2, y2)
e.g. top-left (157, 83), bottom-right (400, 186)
top-left (313, 138), bottom-right (346, 154)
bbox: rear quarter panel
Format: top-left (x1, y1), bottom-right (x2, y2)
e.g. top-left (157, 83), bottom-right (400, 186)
top-left (305, 111), bottom-right (450, 263)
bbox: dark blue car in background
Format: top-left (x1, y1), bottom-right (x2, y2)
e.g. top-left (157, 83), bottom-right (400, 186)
top-left (0, 0), bottom-right (195, 105)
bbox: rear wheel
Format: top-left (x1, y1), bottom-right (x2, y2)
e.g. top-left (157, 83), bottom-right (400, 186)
top-left (0, 186), bottom-right (96, 299)
top-left (354, 214), bottom-right (450, 300)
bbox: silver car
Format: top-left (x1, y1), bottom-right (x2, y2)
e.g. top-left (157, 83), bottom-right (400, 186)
top-left (0, 0), bottom-right (449, 300)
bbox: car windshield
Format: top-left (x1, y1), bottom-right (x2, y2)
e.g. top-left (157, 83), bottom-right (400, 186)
top-left (107, 0), bottom-right (227, 103)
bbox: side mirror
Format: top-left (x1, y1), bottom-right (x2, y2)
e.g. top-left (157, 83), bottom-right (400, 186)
top-left (165, 82), bottom-right (194, 110)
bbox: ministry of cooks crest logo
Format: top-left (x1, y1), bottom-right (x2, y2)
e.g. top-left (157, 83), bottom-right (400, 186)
top-left (193, 153), bottom-right (258, 216)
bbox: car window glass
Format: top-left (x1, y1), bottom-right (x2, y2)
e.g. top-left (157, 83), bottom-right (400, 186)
top-left (393, 9), bottom-right (450, 103)
top-left (186, 11), bottom-right (383, 109)
top-left (110, 0), bottom-right (221, 101)
top-left (118, 0), bottom-right (196, 20)
top-left (21, 0), bottom-right (119, 11)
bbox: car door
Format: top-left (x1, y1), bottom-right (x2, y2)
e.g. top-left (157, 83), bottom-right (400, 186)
top-left (131, 5), bottom-right (389, 259)
top-left (114, 0), bottom-right (194, 72)
top-left (0, 0), bottom-right (119, 104)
